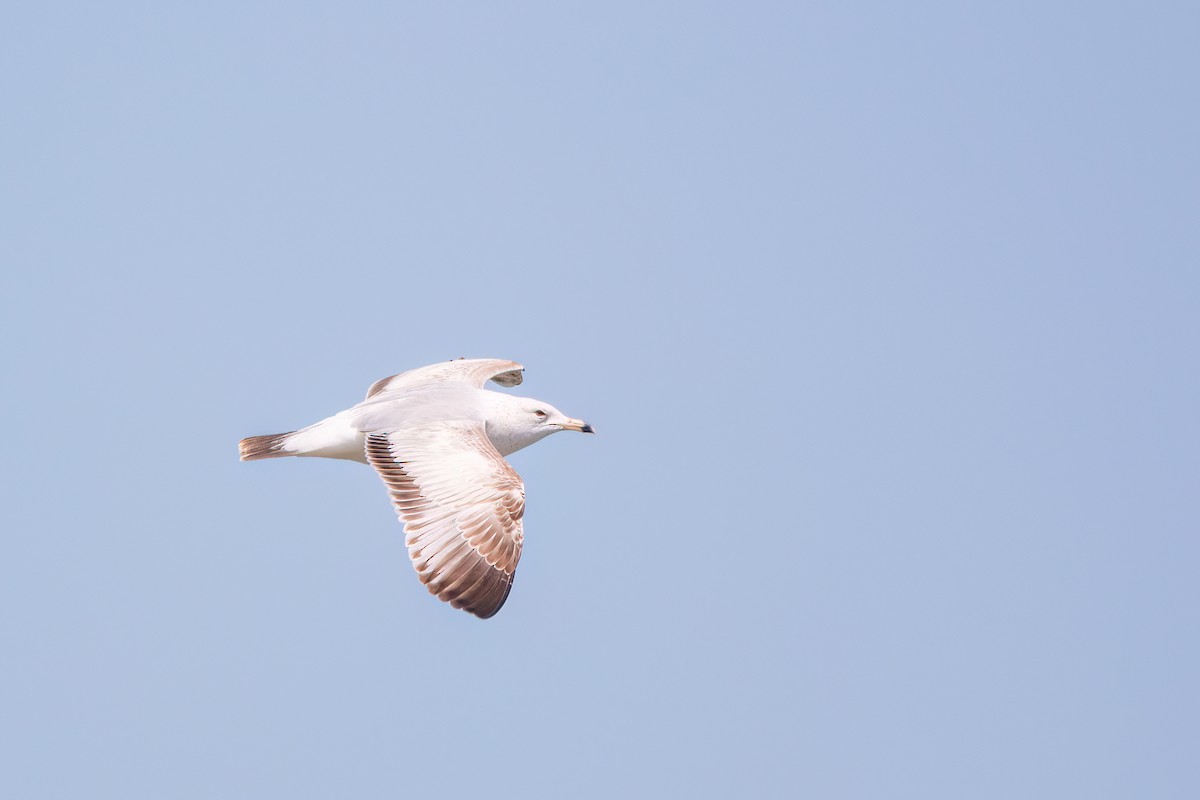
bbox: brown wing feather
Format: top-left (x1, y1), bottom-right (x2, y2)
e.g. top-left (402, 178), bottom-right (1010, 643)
top-left (364, 424), bottom-right (525, 618)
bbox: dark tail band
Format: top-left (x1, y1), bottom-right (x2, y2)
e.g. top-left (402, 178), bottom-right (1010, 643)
top-left (238, 432), bottom-right (295, 461)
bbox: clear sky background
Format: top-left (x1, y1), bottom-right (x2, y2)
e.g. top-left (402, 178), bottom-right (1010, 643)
top-left (2, 3), bottom-right (1197, 798)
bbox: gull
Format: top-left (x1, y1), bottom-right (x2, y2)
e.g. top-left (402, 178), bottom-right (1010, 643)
top-left (238, 358), bottom-right (593, 618)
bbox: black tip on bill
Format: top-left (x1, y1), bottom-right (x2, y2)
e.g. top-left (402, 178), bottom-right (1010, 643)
top-left (581, 423), bottom-right (595, 434)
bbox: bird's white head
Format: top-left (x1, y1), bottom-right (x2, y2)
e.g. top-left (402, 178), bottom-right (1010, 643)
top-left (483, 394), bottom-right (594, 456)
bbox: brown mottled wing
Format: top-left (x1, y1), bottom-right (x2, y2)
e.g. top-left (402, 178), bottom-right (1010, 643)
top-left (364, 422), bottom-right (525, 618)
top-left (366, 358), bottom-right (524, 399)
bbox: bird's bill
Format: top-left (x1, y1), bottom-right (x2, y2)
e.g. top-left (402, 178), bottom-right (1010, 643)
top-left (560, 418), bottom-right (595, 433)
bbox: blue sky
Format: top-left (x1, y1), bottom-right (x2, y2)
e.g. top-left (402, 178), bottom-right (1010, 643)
top-left (3, 3), bottom-right (1197, 798)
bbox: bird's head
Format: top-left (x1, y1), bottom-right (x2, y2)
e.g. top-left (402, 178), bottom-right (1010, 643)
top-left (485, 394), bottom-right (594, 456)
top-left (519, 398), bottom-right (595, 435)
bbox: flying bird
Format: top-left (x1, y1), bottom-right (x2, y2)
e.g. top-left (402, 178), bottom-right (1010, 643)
top-left (239, 358), bottom-right (593, 618)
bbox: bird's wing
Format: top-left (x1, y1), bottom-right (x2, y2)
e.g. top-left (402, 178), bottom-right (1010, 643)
top-left (366, 358), bottom-right (524, 398)
top-left (364, 421), bottom-right (525, 618)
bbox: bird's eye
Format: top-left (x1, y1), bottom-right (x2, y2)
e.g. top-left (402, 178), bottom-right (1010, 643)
top-left (534, 409), bottom-right (547, 419)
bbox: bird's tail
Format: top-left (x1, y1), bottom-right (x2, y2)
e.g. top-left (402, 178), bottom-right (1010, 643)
top-left (238, 431), bottom-right (297, 461)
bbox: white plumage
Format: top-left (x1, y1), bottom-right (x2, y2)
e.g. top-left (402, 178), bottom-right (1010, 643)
top-left (239, 358), bottom-right (593, 618)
